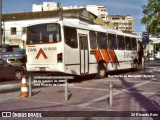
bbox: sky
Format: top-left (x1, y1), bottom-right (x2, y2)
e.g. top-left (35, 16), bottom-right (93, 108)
top-left (2, 0), bottom-right (148, 34)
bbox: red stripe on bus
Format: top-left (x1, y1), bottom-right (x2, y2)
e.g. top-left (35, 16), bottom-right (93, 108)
top-left (108, 49), bottom-right (118, 63)
top-left (100, 49), bottom-right (110, 64)
top-left (93, 49), bottom-right (103, 62)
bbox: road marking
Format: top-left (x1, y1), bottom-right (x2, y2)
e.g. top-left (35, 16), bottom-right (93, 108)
top-left (71, 86), bottom-right (109, 91)
top-left (122, 90), bottom-right (160, 95)
top-left (72, 86), bottom-right (160, 95)
top-left (76, 81), bottom-right (151, 107)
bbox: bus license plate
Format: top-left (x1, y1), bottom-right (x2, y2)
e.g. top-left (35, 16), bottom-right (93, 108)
top-left (39, 67), bottom-right (46, 71)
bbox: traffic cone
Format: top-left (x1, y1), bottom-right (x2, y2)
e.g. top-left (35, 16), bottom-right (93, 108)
top-left (20, 75), bottom-right (29, 98)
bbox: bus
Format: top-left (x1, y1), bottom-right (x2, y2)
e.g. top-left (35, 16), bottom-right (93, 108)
top-left (26, 19), bottom-right (140, 78)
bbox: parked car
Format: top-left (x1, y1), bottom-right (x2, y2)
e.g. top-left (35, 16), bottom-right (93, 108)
top-left (7, 59), bottom-right (24, 66)
top-left (0, 44), bottom-right (26, 66)
top-left (0, 59), bottom-right (24, 80)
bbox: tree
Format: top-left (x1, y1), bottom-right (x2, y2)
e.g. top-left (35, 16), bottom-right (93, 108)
top-left (141, 0), bottom-right (160, 35)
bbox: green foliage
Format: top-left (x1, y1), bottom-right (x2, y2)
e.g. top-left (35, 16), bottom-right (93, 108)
top-left (142, 0), bottom-right (160, 35)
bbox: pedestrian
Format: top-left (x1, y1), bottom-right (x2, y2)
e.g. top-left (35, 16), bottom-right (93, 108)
top-left (138, 49), bottom-right (143, 65)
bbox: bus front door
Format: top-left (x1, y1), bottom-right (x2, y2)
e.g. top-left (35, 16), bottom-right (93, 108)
top-left (79, 34), bottom-right (89, 74)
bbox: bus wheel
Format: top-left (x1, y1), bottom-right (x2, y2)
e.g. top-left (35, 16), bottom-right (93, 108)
top-left (133, 61), bottom-right (138, 69)
top-left (96, 63), bottom-right (106, 79)
top-left (14, 71), bottom-right (23, 80)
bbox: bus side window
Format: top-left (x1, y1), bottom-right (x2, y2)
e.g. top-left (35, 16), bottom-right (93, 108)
top-left (117, 35), bottom-right (125, 50)
top-left (89, 31), bottom-right (97, 49)
top-left (64, 26), bottom-right (78, 48)
top-left (108, 33), bottom-right (117, 49)
top-left (125, 37), bottom-right (132, 50)
top-left (131, 38), bottom-right (137, 50)
top-left (97, 32), bottom-right (107, 49)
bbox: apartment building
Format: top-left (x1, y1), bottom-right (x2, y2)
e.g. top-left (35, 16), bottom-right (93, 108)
top-left (106, 15), bottom-right (134, 33)
top-left (86, 5), bottom-right (108, 19)
top-left (32, 2), bottom-right (61, 12)
top-left (86, 5), bottom-right (134, 33)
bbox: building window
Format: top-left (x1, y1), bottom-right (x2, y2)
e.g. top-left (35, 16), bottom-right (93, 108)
top-left (114, 23), bottom-right (118, 26)
top-left (11, 27), bottom-right (16, 35)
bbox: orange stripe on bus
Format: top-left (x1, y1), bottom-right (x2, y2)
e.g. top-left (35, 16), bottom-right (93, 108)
top-left (108, 49), bottom-right (118, 63)
top-left (93, 49), bottom-right (103, 62)
top-left (100, 49), bottom-right (110, 64)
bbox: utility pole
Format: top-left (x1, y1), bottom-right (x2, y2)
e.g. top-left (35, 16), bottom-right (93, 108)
top-left (0, 0), bottom-right (2, 45)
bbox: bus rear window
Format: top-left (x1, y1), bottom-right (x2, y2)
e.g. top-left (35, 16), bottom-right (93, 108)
top-left (27, 23), bottom-right (61, 44)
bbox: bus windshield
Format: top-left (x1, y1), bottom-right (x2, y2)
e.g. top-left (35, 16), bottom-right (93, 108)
top-left (27, 23), bottom-right (61, 44)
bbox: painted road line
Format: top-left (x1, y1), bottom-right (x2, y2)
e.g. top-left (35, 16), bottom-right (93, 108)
top-left (71, 86), bottom-right (109, 91)
top-left (76, 81), bottom-right (151, 107)
top-left (121, 90), bottom-right (160, 95)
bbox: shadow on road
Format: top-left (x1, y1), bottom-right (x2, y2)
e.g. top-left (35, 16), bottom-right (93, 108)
top-left (118, 77), bottom-right (160, 120)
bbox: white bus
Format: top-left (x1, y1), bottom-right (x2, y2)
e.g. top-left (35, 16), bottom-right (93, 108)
top-left (26, 19), bottom-right (140, 78)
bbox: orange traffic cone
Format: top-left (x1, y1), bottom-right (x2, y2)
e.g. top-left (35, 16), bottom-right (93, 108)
top-left (20, 75), bottom-right (29, 98)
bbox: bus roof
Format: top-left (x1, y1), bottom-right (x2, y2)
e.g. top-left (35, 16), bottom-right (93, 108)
top-left (26, 18), bottom-right (140, 39)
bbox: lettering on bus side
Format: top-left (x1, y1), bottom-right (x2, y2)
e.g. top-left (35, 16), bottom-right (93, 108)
top-left (43, 47), bottom-right (57, 51)
top-left (124, 52), bottom-right (131, 58)
top-left (28, 48), bottom-right (37, 52)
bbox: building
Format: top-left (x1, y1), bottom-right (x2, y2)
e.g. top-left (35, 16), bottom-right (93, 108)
top-left (32, 2), bottom-right (134, 33)
top-left (86, 5), bottom-right (134, 33)
top-left (63, 6), bottom-right (84, 10)
top-left (106, 15), bottom-right (134, 33)
top-left (86, 5), bottom-right (108, 20)
top-left (32, 2), bottom-right (61, 12)
top-left (33, 3), bottom-right (109, 22)
top-left (2, 8), bottom-right (97, 47)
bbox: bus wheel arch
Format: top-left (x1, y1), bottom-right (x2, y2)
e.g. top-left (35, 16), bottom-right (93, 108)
top-left (96, 61), bottom-right (107, 79)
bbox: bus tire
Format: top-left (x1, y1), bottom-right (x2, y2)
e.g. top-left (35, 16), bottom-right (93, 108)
top-left (96, 63), bottom-right (106, 79)
top-left (133, 60), bottom-right (138, 69)
top-left (14, 71), bottom-right (23, 80)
